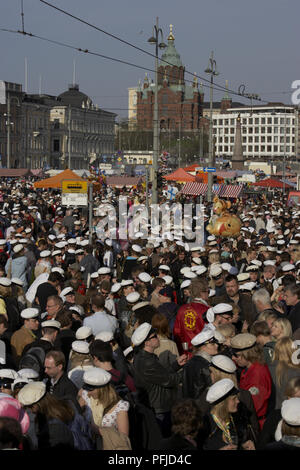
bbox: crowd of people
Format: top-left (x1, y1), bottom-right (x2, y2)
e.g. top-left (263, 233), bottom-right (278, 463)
top-left (0, 179), bottom-right (299, 451)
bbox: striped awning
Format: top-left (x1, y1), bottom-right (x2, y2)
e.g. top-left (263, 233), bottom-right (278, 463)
top-left (180, 182), bottom-right (207, 195)
top-left (219, 185), bottom-right (244, 198)
top-left (180, 183), bottom-right (224, 196)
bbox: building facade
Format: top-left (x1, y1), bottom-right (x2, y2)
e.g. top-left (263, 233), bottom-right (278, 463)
top-left (213, 104), bottom-right (299, 161)
top-left (136, 25), bottom-right (204, 132)
top-left (0, 81), bottom-right (116, 169)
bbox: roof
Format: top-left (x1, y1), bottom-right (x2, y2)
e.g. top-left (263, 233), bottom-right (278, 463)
top-left (160, 37), bottom-right (183, 68)
top-left (180, 182), bottom-right (243, 197)
top-left (164, 168), bottom-right (195, 182)
top-left (106, 176), bottom-right (143, 187)
top-left (34, 169), bottom-right (85, 189)
top-left (0, 169), bottom-right (32, 177)
top-left (58, 84), bottom-right (91, 108)
top-left (252, 178), bottom-right (293, 189)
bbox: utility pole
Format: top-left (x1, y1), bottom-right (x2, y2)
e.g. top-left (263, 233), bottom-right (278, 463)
top-left (148, 18), bottom-right (166, 204)
top-left (178, 120), bottom-right (181, 168)
top-left (205, 51), bottom-right (219, 202)
top-left (88, 183), bottom-right (93, 245)
top-left (6, 92), bottom-right (11, 169)
top-left (68, 105), bottom-right (71, 169)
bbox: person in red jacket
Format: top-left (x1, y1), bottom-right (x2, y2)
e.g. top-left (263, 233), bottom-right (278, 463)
top-left (231, 333), bottom-right (273, 430)
top-left (173, 278), bottom-right (209, 357)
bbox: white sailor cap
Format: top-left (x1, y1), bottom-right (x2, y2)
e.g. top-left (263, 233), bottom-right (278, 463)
top-left (132, 301), bottom-right (150, 312)
top-left (17, 381), bottom-right (47, 406)
top-left (111, 282), bottom-right (121, 294)
top-left (82, 367), bottom-right (111, 390)
top-left (131, 322), bottom-right (154, 346)
top-left (158, 265), bottom-right (170, 272)
top-left (282, 263), bottom-right (295, 272)
top-left (13, 244), bottom-right (24, 254)
top-left (237, 273), bottom-right (250, 282)
top-left (239, 282), bottom-right (257, 291)
top-left (18, 368), bottom-right (39, 380)
top-left (281, 398), bottom-right (300, 426)
top-left (196, 266), bottom-right (207, 276)
top-left (0, 369), bottom-right (19, 382)
top-left (61, 287), bottom-right (75, 297)
top-left (51, 267), bottom-right (64, 276)
top-left (210, 265), bottom-right (223, 278)
top-left (76, 326), bottom-right (93, 340)
top-left (180, 280), bottom-right (191, 289)
top-left (138, 272), bottom-right (151, 283)
top-left (230, 333), bottom-right (256, 351)
top-left (21, 308), bottom-right (39, 319)
top-left (246, 265), bottom-right (259, 272)
top-left (0, 239), bottom-right (6, 246)
top-left (132, 244), bottom-right (142, 253)
top-left (211, 355), bottom-right (237, 373)
top-left (52, 250), bottom-right (62, 257)
top-left (11, 278), bottom-right (24, 286)
top-left (98, 267), bottom-right (111, 275)
top-left (126, 292), bottom-right (140, 304)
top-left (68, 239), bottom-right (77, 245)
top-left (40, 250), bottom-right (51, 258)
top-left (264, 260), bottom-right (276, 266)
top-left (191, 329), bottom-right (215, 347)
top-left (41, 320), bottom-right (61, 330)
top-left (191, 257), bottom-right (202, 265)
top-left (184, 271), bottom-right (197, 279)
top-left (251, 260), bottom-right (262, 267)
top-left (72, 340), bottom-right (90, 354)
top-left (95, 331), bottom-right (114, 342)
top-left (206, 378), bottom-right (239, 404)
top-left (121, 280), bottom-right (134, 287)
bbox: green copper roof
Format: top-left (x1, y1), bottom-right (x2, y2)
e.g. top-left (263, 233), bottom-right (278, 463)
top-left (160, 38), bottom-right (183, 68)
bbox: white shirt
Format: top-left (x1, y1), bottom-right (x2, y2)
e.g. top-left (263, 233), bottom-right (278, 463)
top-left (83, 310), bottom-right (118, 336)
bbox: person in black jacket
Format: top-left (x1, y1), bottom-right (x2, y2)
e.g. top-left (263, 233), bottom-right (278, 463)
top-left (44, 349), bottom-right (79, 409)
top-left (182, 329), bottom-right (219, 400)
top-left (132, 322), bottom-right (187, 437)
top-left (263, 397), bottom-right (300, 451)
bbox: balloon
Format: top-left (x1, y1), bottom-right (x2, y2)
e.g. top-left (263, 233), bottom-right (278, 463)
top-left (207, 196), bottom-right (241, 238)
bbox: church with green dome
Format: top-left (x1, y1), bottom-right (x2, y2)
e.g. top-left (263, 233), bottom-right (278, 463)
top-left (137, 25), bottom-right (204, 131)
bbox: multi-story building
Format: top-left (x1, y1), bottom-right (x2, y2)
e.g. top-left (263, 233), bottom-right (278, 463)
top-left (51, 84), bottom-right (116, 169)
top-left (128, 87), bottom-right (138, 129)
top-left (213, 103), bottom-right (299, 161)
top-left (0, 81), bottom-right (116, 169)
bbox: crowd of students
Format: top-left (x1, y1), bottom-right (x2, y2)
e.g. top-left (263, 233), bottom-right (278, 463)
top-left (0, 181), bottom-right (299, 450)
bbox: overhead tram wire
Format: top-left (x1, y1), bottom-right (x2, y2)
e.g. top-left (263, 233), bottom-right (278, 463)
top-left (38, 0), bottom-right (265, 103)
top-left (0, 27), bottom-right (246, 98)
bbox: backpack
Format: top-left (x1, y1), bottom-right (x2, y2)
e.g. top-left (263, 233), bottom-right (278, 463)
top-left (68, 411), bottom-right (95, 450)
top-left (19, 347), bottom-right (46, 379)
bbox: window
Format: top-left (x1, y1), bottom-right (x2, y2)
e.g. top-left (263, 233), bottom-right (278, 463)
top-left (53, 139), bottom-right (60, 152)
top-left (267, 118), bottom-right (272, 124)
top-left (261, 118), bottom-right (265, 124)
top-left (267, 127), bottom-right (272, 133)
top-left (255, 118), bottom-right (259, 124)
top-left (255, 127), bottom-right (259, 134)
top-left (249, 118), bottom-right (253, 125)
top-left (267, 146), bottom-right (272, 152)
top-left (261, 127), bottom-right (265, 133)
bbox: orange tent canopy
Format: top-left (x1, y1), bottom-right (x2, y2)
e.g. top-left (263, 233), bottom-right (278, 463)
top-left (34, 169), bottom-right (85, 189)
top-left (164, 168), bottom-right (195, 182)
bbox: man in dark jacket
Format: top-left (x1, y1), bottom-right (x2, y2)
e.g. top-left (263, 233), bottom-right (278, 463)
top-left (211, 274), bottom-right (256, 332)
top-left (79, 245), bottom-right (100, 283)
top-left (44, 349), bottom-right (79, 408)
top-left (132, 322), bottom-right (187, 437)
top-left (182, 329), bottom-right (219, 400)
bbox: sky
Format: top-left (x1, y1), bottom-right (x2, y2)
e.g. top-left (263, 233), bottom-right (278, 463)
top-left (1, 0), bottom-right (300, 119)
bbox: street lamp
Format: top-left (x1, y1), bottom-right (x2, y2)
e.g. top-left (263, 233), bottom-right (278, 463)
top-left (148, 17), bottom-right (166, 204)
top-left (205, 51), bottom-right (219, 202)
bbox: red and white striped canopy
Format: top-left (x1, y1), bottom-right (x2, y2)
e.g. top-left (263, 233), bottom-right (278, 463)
top-left (219, 185), bottom-right (243, 198)
top-left (180, 183), bottom-right (243, 198)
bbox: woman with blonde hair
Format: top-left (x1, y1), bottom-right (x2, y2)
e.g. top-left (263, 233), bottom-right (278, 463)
top-left (268, 337), bottom-right (300, 409)
top-left (203, 378), bottom-right (255, 450)
top-left (270, 317), bottom-right (293, 340)
top-left (78, 367), bottom-right (130, 441)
